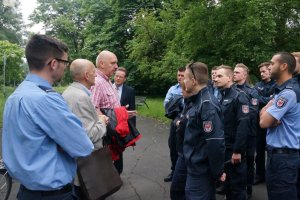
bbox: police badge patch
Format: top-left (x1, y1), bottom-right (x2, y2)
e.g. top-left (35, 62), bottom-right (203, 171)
top-left (203, 121), bottom-right (213, 133)
top-left (251, 98), bottom-right (258, 106)
top-left (276, 96), bottom-right (287, 108)
top-left (242, 105), bottom-right (249, 113)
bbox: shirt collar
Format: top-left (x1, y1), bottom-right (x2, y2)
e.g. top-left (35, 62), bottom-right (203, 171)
top-left (114, 84), bottom-right (123, 90)
top-left (96, 68), bottom-right (109, 81)
top-left (25, 73), bottom-right (52, 89)
top-left (74, 82), bottom-right (91, 96)
top-left (274, 78), bottom-right (294, 94)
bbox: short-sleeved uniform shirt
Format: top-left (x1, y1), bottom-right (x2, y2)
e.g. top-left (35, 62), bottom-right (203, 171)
top-left (266, 79), bottom-right (300, 149)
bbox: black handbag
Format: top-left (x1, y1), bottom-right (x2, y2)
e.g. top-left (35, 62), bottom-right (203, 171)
top-left (77, 146), bottom-right (123, 200)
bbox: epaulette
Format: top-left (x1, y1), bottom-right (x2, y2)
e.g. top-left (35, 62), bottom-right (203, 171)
top-left (38, 85), bottom-right (56, 93)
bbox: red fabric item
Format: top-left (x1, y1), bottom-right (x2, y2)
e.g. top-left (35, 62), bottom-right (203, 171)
top-left (114, 107), bottom-right (130, 137)
top-left (109, 143), bottom-right (124, 161)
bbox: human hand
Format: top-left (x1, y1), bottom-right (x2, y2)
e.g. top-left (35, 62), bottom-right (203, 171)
top-left (220, 173), bottom-right (226, 182)
top-left (127, 110), bottom-right (137, 119)
top-left (98, 115), bottom-right (109, 125)
top-left (231, 153), bottom-right (241, 164)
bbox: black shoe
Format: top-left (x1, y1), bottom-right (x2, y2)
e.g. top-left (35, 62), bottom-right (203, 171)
top-left (247, 193), bottom-right (252, 200)
top-left (253, 177), bottom-right (265, 185)
top-left (164, 172), bottom-right (173, 182)
top-left (216, 185), bottom-right (226, 195)
top-left (247, 186), bottom-right (252, 199)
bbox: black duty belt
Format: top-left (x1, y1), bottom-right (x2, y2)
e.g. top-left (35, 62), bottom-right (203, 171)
top-left (21, 183), bottom-right (72, 196)
top-left (268, 148), bottom-right (299, 154)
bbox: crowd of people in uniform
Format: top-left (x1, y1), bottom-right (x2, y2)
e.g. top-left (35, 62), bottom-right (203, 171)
top-left (164, 52), bottom-right (300, 200)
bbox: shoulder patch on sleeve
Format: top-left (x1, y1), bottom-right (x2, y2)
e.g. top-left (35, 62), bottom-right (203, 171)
top-left (242, 105), bottom-right (249, 113)
top-left (203, 121), bottom-right (213, 133)
top-left (275, 96), bottom-right (288, 108)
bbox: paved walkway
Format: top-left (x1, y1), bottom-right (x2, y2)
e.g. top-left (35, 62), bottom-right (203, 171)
top-left (4, 116), bottom-right (267, 200)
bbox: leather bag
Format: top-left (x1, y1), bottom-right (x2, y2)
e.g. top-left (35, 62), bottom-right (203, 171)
top-left (77, 146), bottom-right (123, 200)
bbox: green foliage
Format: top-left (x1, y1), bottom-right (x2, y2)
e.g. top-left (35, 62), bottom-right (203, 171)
top-left (0, 0), bottom-right (23, 44)
top-left (0, 40), bottom-right (25, 87)
top-left (29, 0), bottom-right (300, 94)
top-left (0, 86), bottom-right (15, 127)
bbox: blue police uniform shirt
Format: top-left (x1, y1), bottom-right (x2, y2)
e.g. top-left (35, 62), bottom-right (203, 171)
top-left (2, 73), bottom-right (94, 190)
top-left (266, 80), bottom-right (300, 149)
top-left (164, 83), bottom-right (182, 107)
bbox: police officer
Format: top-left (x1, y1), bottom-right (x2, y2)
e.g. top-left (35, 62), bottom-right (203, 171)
top-left (215, 65), bottom-right (251, 200)
top-left (183, 62), bottom-right (225, 199)
top-left (292, 52), bottom-right (300, 200)
top-left (233, 63), bottom-right (260, 199)
top-left (163, 67), bottom-right (185, 182)
top-left (170, 81), bottom-right (193, 200)
top-left (253, 62), bottom-right (276, 185)
top-left (260, 52), bottom-right (300, 200)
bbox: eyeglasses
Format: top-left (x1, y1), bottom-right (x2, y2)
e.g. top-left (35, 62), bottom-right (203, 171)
top-left (55, 58), bottom-right (71, 67)
top-left (188, 62), bottom-right (196, 79)
top-left (48, 58), bottom-right (71, 67)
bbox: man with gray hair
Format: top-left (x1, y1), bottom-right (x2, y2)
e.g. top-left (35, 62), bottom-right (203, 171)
top-left (62, 59), bottom-right (107, 198)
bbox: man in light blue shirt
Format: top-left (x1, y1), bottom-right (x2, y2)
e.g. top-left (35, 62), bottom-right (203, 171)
top-left (163, 67), bottom-right (185, 182)
top-left (2, 34), bottom-right (94, 200)
top-left (260, 52), bottom-right (300, 200)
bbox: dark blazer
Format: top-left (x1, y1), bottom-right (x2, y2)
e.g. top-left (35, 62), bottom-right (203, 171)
top-left (120, 84), bottom-right (136, 126)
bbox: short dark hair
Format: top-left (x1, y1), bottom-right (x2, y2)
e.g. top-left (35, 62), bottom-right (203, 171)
top-left (186, 62), bottom-right (208, 84)
top-left (178, 67), bottom-right (185, 72)
top-left (258, 62), bottom-right (271, 69)
top-left (274, 52), bottom-right (296, 74)
top-left (25, 34), bottom-right (68, 71)
top-left (116, 67), bottom-right (128, 77)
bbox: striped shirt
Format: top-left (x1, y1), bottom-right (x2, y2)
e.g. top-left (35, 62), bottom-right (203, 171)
top-left (90, 69), bottom-right (120, 109)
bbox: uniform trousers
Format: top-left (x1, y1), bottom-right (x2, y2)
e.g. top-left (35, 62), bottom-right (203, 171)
top-left (17, 184), bottom-right (77, 200)
top-left (297, 151), bottom-right (300, 200)
top-left (255, 127), bottom-right (267, 180)
top-left (266, 150), bottom-right (300, 200)
top-left (185, 172), bottom-right (216, 200)
top-left (168, 121), bottom-right (178, 172)
top-left (246, 136), bottom-right (256, 194)
top-left (224, 150), bottom-right (247, 200)
top-left (170, 153), bottom-right (187, 200)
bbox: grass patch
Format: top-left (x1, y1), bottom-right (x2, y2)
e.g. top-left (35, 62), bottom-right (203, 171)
top-left (136, 97), bottom-right (170, 124)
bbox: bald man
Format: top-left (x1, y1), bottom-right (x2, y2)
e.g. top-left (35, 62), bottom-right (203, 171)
top-left (90, 50), bottom-right (136, 174)
top-left (90, 50), bottom-right (120, 109)
top-left (62, 59), bottom-right (107, 198)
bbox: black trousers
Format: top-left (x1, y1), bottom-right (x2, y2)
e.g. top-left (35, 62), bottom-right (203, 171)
top-left (168, 121), bottom-right (178, 172)
top-left (114, 153), bottom-right (123, 174)
top-left (255, 127), bottom-right (267, 179)
top-left (17, 184), bottom-right (76, 200)
top-left (224, 150), bottom-right (247, 200)
top-left (246, 136), bottom-right (256, 193)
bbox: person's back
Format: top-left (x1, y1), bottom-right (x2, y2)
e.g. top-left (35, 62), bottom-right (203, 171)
top-left (182, 62), bottom-right (225, 199)
top-left (2, 34), bottom-right (93, 199)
